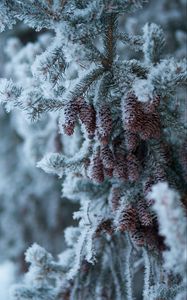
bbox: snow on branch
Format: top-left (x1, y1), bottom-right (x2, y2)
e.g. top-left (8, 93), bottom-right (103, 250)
top-left (149, 182), bottom-right (187, 275)
top-left (0, 79), bottom-right (22, 112)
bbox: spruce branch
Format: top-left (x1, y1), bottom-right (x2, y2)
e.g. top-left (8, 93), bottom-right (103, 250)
top-left (0, 1), bottom-right (186, 299)
top-left (66, 67), bottom-right (105, 102)
top-left (103, 13), bottom-right (117, 69)
top-left (117, 33), bottom-right (143, 51)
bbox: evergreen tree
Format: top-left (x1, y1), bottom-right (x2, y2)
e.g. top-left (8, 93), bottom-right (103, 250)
top-left (0, 1), bottom-right (186, 299)
top-left (0, 26), bottom-right (78, 273)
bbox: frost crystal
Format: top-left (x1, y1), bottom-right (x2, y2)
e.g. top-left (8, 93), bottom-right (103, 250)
top-left (150, 182), bottom-right (187, 274)
top-left (0, 1), bottom-right (186, 299)
top-left (133, 79), bottom-right (154, 102)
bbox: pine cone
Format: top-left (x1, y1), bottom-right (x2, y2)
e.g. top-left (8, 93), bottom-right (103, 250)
top-left (137, 199), bottom-right (153, 226)
top-left (113, 153), bottom-right (128, 180)
top-left (154, 166), bottom-right (166, 183)
top-left (140, 112), bottom-right (161, 140)
top-left (100, 144), bottom-right (114, 169)
top-left (130, 227), bottom-right (145, 247)
top-left (97, 104), bottom-right (113, 144)
top-left (63, 100), bottom-right (79, 135)
top-left (109, 187), bottom-right (121, 212)
top-left (144, 176), bottom-right (155, 196)
top-left (126, 153), bottom-right (140, 182)
top-left (118, 205), bottom-right (137, 232)
top-left (142, 95), bottom-right (160, 114)
top-left (122, 93), bottom-right (144, 133)
top-left (88, 149), bottom-right (104, 183)
top-left (79, 100), bottom-right (96, 138)
top-left (96, 219), bottom-right (114, 235)
top-left (104, 167), bottom-right (113, 177)
top-left (125, 131), bottom-right (139, 152)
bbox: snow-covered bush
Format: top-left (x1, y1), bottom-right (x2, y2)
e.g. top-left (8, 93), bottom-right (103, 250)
top-left (0, 1), bottom-right (186, 299)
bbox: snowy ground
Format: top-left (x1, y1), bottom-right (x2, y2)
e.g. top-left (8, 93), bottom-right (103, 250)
top-left (0, 262), bottom-right (15, 299)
